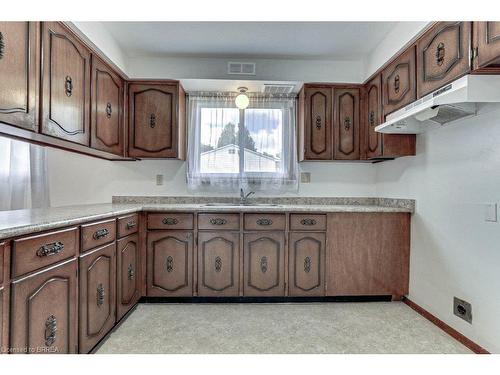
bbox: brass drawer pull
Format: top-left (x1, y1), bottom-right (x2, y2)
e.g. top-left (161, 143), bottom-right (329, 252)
top-left (215, 256), bottom-right (222, 272)
top-left (106, 102), bottom-right (112, 118)
top-left (300, 218), bottom-right (317, 226)
top-left (93, 228), bottom-right (109, 240)
top-left (344, 117), bottom-right (351, 131)
top-left (394, 75), bottom-right (400, 93)
top-left (436, 42), bottom-right (445, 66)
top-left (166, 256), bottom-right (174, 272)
top-left (44, 315), bottom-right (57, 347)
top-left (36, 241), bottom-right (64, 257)
top-left (304, 256), bottom-right (312, 273)
top-left (209, 218), bottom-right (227, 226)
top-left (369, 111), bottom-right (375, 126)
top-left (96, 283), bottom-right (105, 307)
top-left (315, 115), bottom-right (322, 129)
top-left (260, 256), bottom-right (268, 273)
top-left (126, 221), bottom-right (136, 229)
top-left (65, 75), bottom-right (73, 97)
top-left (162, 217), bottom-right (178, 225)
top-left (128, 264), bottom-right (135, 280)
top-left (149, 113), bottom-right (156, 128)
top-left (256, 218), bottom-right (273, 226)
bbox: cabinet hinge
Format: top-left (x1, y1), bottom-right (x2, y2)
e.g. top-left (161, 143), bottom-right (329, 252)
top-left (471, 47), bottom-right (479, 60)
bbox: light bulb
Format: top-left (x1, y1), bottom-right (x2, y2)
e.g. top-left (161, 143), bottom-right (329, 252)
top-left (235, 88), bottom-right (249, 109)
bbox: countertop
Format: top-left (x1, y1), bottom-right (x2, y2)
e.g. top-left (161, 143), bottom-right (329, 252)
top-left (0, 200), bottom-right (414, 241)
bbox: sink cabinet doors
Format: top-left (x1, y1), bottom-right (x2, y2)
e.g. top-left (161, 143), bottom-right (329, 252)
top-left (0, 22), bottom-right (40, 131)
top-left (116, 234), bottom-right (141, 321)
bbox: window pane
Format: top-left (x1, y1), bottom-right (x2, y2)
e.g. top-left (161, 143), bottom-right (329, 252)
top-left (244, 108), bottom-right (283, 173)
top-left (199, 107), bottom-right (240, 173)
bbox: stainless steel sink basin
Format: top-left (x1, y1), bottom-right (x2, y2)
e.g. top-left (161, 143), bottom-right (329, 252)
top-left (203, 203), bottom-right (280, 207)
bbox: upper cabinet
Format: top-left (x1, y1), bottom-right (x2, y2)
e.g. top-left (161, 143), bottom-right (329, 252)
top-left (128, 82), bottom-right (186, 159)
top-left (90, 56), bottom-right (124, 156)
top-left (382, 46), bottom-right (416, 117)
top-left (417, 22), bottom-right (471, 98)
top-left (333, 87), bottom-right (360, 160)
top-left (41, 22), bottom-right (91, 146)
top-left (473, 22), bottom-right (500, 71)
top-left (0, 22), bottom-right (40, 131)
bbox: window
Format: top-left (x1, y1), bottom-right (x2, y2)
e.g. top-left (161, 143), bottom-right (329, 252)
top-left (187, 94), bottom-right (298, 193)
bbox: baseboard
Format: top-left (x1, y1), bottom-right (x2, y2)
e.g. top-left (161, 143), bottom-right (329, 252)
top-left (403, 297), bottom-right (489, 354)
top-left (139, 295), bottom-right (393, 304)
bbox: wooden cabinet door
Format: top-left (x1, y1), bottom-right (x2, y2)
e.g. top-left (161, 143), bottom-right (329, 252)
top-left (10, 259), bottom-right (78, 354)
top-left (243, 232), bottom-right (285, 296)
top-left (0, 22), bottom-right (39, 131)
top-left (90, 56), bottom-right (124, 155)
top-left (326, 213), bottom-right (410, 299)
top-left (288, 232), bottom-right (325, 296)
top-left (365, 75), bottom-right (383, 158)
top-left (117, 234), bottom-right (141, 321)
top-left (41, 22), bottom-right (91, 145)
top-left (197, 232), bottom-right (239, 297)
top-left (79, 243), bottom-right (116, 353)
top-left (333, 87), bottom-right (360, 160)
top-left (147, 231), bottom-right (193, 296)
top-left (128, 83), bottom-right (179, 158)
top-left (0, 286), bottom-right (4, 353)
top-left (474, 22), bottom-right (500, 69)
top-left (382, 46), bottom-right (416, 117)
top-left (417, 22), bottom-right (471, 98)
top-left (303, 86), bottom-right (332, 160)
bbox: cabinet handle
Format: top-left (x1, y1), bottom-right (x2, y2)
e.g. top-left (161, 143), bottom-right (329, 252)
top-left (256, 218), bottom-right (273, 226)
top-left (44, 315), bottom-right (57, 347)
top-left (369, 111), bottom-right (375, 127)
top-left (106, 102), bottom-right (112, 118)
top-left (315, 115), bottom-right (322, 129)
top-left (394, 75), bottom-right (400, 93)
top-left (0, 31), bottom-right (5, 59)
top-left (126, 221), bottom-right (136, 229)
top-left (300, 218), bottom-right (317, 226)
top-left (36, 241), bottom-right (64, 257)
top-left (96, 283), bottom-right (105, 307)
top-left (166, 256), bottom-right (174, 272)
top-left (209, 218), bottom-right (227, 226)
top-left (128, 264), bottom-right (135, 280)
top-left (149, 114), bottom-right (156, 128)
top-left (304, 256), bottom-right (312, 273)
top-left (260, 256), bottom-right (268, 273)
top-left (162, 217), bottom-right (178, 225)
top-left (344, 117), bottom-right (351, 131)
top-left (436, 42), bottom-right (445, 66)
top-left (215, 256), bottom-right (222, 273)
top-left (93, 228), bottom-right (109, 240)
top-left (65, 76), bottom-right (73, 97)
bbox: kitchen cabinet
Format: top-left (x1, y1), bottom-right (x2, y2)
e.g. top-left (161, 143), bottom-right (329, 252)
top-left (382, 46), bottom-right (417, 117)
top-left (147, 231), bottom-right (193, 296)
top-left (333, 87), bottom-right (360, 160)
top-left (0, 22), bottom-right (40, 131)
top-left (417, 22), bottom-right (471, 98)
top-left (300, 86), bottom-right (333, 160)
top-left (90, 55), bottom-right (124, 156)
top-left (473, 22), bottom-right (500, 70)
top-left (10, 258), bottom-right (78, 354)
top-left (288, 232), bottom-right (325, 297)
top-left (243, 232), bottom-right (285, 297)
top-left (326, 213), bottom-right (410, 299)
top-left (116, 234), bottom-right (141, 321)
top-left (364, 75), bottom-right (416, 159)
top-left (0, 241), bottom-right (6, 354)
top-left (41, 22), bottom-right (91, 145)
top-left (0, 286), bottom-right (4, 353)
top-left (79, 243), bottom-right (116, 353)
top-left (128, 82), bottom-right (186, 159)
top-left (197, 232), bottom-right (240, 296)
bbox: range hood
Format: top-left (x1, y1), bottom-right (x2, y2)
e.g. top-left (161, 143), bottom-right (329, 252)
top-left (376, 75), bottom-right (500, 134)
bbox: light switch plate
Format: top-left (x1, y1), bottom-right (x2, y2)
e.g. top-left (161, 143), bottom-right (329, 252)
top-left (156, 174), bottom-right (164, 186)
top-left (300, 172), bottom-right (311, 183)
top-left (484, 203), bottom-right (497, 222)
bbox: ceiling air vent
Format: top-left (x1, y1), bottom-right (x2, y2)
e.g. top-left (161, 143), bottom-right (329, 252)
top-left (263, 84), bottom-right (295, 94)
top-left (227, 61), bottom-right (256, 75)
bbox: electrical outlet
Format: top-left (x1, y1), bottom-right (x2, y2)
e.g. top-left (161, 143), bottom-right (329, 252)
top-left (454, 297), bottom-right (472, 324)
top-left (156, 174), bottom-right (164, 186)
top-left (300, 172), bottom-right (311, 183)
top-left (484, 203), bottom-right (497, 222)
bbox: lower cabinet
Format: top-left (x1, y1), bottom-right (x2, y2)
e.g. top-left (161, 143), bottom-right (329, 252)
top-left (243, 232), bottom-right (285, 297)
top-left (197, 232), bottom-right (240, 296)
top-left (79, 243), bottom-right (116, 354)
top-left (288, 232), bottom-right (325, 297)
top-left (117, 234), bottom-right (141, 321)
top-left (0, 286), bottom-right (5, 353)
top-left (10, 258), bottom-right (78, 354)
top-left (147, 231), bottom-right (193, 296)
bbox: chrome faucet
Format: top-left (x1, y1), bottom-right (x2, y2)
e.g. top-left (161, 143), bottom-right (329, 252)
top-left (240, 188), bottom-right (255, 205)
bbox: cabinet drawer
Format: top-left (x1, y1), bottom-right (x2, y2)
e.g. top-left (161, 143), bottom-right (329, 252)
top-left (244, 214), bottom-right (285, 231)
top-left (147, 213), bottom-right (194, 230)
top-left (117, 214), bottom-right (139, 238)
top-left (198, 213), bottom-right (240, 230)
top-left (290, 214), bottom-right (327, 231)
top-left (11, 227), bottom-right (78, 279)
top-left (81, 219), bottom-right (116, 253)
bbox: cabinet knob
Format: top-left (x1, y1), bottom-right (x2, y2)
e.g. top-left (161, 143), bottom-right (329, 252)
top-left (436, 42), bottom-right (445, 66)
top-left (0, 31), bottom-right (5, 59)
top-left (93, 228), bottom-right (109, 240)
top-left (44, 315), bottom-right (57, 347)
top-left (149, 113), bottom-right (156, 128)
top-left (162, 217), bottom-right (178, 225)
top-left (65, 76), bottom-right (73, 97)
top-left (256, 218), bottom-right (273, 226)
top-left (300, 218), bottom-right (317, 226)
top-left (96, 283), bottom-right (105, 307)
top-left (106, 102), bottom-right (112, 118)
top-left (209, 217), bottom-right (227, 225)
top-left (126, 221), bottom-right (136, 229)
top-left (37, 241), bottom-right (64, 257)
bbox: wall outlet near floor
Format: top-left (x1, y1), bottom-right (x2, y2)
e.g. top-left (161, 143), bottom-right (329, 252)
top-left (156, 174), bottom-right (164, 186)
top-left (454, 297), bottom-right (472, 324)
top-left (484, 203), bottom-right (497, 222)
top-left (300, 172), bottom-right (311, 183)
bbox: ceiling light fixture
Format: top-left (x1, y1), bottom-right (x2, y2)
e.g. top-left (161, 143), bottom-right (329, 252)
top-left (235, 87), bottom-right (249, 110)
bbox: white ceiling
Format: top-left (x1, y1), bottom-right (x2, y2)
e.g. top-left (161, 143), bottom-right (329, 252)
top-left (101, 22), bottom-right (398, 60)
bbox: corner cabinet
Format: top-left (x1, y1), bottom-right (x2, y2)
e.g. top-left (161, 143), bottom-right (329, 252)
top-left (41, 22), bottom-right (91, 145)
top-left (127, 82), bottom-right (186, 159)
top-left (0, 22), bottom-right (40, 131)
top-left (473, 22), bottom-right (500, 71)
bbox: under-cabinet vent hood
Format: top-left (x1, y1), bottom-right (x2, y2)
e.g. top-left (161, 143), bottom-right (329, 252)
top-left (376, 75), bottom-right (500, 134)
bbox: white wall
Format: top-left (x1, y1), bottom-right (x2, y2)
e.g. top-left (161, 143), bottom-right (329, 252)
top-left (376, 104), bottom-right (500, 353)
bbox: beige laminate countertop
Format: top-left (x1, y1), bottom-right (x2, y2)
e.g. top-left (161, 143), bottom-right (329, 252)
top-left (0, 202), bottom-right (413, 240)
